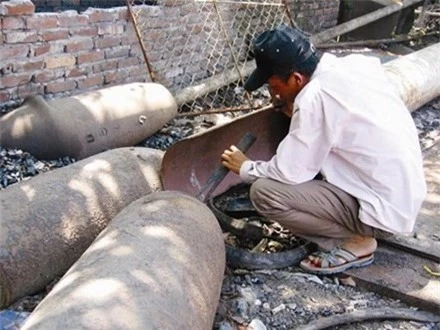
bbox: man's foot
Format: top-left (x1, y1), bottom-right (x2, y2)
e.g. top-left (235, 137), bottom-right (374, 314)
top-left (299, 236), bottom-right (377, 275)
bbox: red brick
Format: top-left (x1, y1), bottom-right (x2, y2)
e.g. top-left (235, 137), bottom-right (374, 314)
top-left (40, 29), bottom-right (69, 42)
top-left (128, 66), bottom-right (145, 76)
top-left (0, 0), bottom-right (35, 16)
top-left (77, 51), bottom-right (104, 64)
top-left (92, 59), bottom-right (118, 73)
top-left (117, 8), bottom-right (128, 21)
top-left (5, 31), bottom-right (38, 43)
top-left (58, 13), bottom-right (88, 27)
top-left (18, 83), bottom-right (44, 99)
top-left (118, 57), bottom-right (139, 68)
top-left (144, 29), bottom-right (162, 42)
top-left (97, 23), bottom-right (124, 36)
top-left (104, 69), bottom-right (128, 84)
top-left (105, 46), bottom-right (130, 59)
top-left (2, 16), bottom-right (25, 30)
top-left (65, 67), bottom-right (89, 78)
top-left (69, 26), bottom-right (98, 37)
top-left (0, 44), bottom-right (29, 61)
top-left (124, 76), bottom-right (147, 84)
top-left (180, 3), bottom-right (195, 16)
top-left (85, 8), bottom-right (117, 23)
top-left (163, 0), bottom-right (177, 7)
top-left (33, 71), bottom-right (54, 83)
top-left (26, 14), bottom-right (58, 29)
top-left (120, 32), bottom-right (137, 46)
top-left (65, 38), bottom-right (93, 52)
top-left (45, 79), bottom-right (76, 93)
top-left (94, 36), bottom-right (121, 49)
top-left (32, 43), bottom-right (51, 57)
top-left (13, 60), bottom-right (44, 72)
top-left (45, 54), bottom-right (76, 69)
top-left (0, 90), bottom-right (10, 102)
top-left (77, 74), bottom-right (104, 89)
top-left (0, 73), bottom-right (32, 88)
top-left (46, 41), bottom-right (64, 54)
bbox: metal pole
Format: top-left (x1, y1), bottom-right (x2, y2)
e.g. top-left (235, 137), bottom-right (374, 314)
top-left (311, 0), bottom-right (424, 44)
top-left (213, 0), bottom-right (253, 107)
top-left (124, 0), bottom-right (156, 82)
top-left (281, 0), bottom-right (297, 28)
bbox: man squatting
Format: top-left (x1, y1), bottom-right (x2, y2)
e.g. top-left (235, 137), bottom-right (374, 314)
top-left (221, 24), bottom-right (427, 274)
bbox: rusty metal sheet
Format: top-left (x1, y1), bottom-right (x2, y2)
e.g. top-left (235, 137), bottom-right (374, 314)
top-left (161, 107), bottom-right (290, 199)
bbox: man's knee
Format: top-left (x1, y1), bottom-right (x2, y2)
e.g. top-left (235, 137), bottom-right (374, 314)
top-left (249, 179), bottom-right (267, 203)
top-left (250, 178), bottom-right (281, 215)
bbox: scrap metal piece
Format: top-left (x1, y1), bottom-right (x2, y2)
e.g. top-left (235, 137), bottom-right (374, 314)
top-left (161, 106), bottom-right (290, 199)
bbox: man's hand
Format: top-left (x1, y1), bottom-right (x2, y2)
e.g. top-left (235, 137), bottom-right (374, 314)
top-left (221, 145), bottom-right (250, 174)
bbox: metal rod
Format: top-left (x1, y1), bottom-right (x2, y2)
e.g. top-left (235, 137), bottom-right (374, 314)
top-left (281, 0), bottom-right (296, 28)
top-left (212, 0), bottom-right (254, 108)
top-left (317, 31), bottom-right (440, 49)
top-left (124, 0), bottom-right (156, 82)
top-left (198, 0), bottom-right (283, 6)
top-left (177, 103), bottom-right (276, 117)
top-left (196, 132), bottom-right (257, 202)
top-left (311, 0), bottom-right (423, 44)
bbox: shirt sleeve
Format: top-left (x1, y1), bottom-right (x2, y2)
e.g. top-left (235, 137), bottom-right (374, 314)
top-left (239, 91), bottom-right (334, 185)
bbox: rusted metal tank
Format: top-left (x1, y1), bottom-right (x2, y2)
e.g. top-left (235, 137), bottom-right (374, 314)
top-left (21, 191), bottom-right (225, 330)
top-left (0, 147), bottom-right (164, 308)
top-left (0, 83), bottom-right (177, 160)
top-left (383, 42), bottom-right (440, 111)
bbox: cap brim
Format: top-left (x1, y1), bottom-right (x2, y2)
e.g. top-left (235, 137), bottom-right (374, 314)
top-left (243, 68), bottom-right (271, 92)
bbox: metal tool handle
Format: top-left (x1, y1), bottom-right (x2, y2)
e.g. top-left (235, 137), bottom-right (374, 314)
top-left (197, 132), bottom-right (256, 202)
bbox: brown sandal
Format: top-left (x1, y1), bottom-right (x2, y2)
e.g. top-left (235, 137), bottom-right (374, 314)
top-left (299, 247), bottom-right (374, 275)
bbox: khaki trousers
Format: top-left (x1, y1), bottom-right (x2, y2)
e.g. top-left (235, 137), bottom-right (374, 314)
top-left (250, 178), bottom-right (390, 251)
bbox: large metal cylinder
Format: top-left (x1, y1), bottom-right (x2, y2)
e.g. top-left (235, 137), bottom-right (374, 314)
top-left (21, 191), bottom-right (226, 330)
top-left (0, 147), bottom-right (164, 308)
top-left (383, 42), bottom-right (440, 112)
top-left (0, 83), bottom-right (177, 160)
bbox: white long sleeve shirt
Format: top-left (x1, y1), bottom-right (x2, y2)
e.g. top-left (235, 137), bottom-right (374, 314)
top-left (240, 53), bottom-right (427, 234)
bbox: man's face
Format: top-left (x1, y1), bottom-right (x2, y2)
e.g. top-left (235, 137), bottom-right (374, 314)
top-left (267, 73), bottom-right (306, 117)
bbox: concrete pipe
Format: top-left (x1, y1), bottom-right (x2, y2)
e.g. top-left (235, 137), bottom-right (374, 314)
top-left (0, 147), bottom-right (164, 308)
top-left (0, 83), bottom-right (178, 160)
top-left (383, 42), bottom-right (440, 112)
top-left (21, 191), bottom-right (226, 330)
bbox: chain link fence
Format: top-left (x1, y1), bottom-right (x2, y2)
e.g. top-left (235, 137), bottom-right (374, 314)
top-left (125, 0), bottom-right (295, 113)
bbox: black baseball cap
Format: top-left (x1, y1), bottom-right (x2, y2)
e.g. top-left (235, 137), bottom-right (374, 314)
top-left (244, 24), bottom-right (316, 92)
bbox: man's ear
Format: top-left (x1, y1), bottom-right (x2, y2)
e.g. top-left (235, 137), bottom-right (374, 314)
top-left (291, 72), bottom-right (306, 86)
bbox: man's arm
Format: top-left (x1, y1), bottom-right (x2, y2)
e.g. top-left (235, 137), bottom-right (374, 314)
top-left (225, 93), bottom-right (334, 185)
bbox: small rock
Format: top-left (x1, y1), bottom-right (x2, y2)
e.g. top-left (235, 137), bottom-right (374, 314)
top-left (247, 318), bottom-right (267, 330)
top-left (271, 304), bottom-right (286, 315)
top-left (238, 287), bottom-right (257, 306)
top-left (218, 321), bottom-right (234, 330)
top-left (340, 276), bottom-right (356, 287)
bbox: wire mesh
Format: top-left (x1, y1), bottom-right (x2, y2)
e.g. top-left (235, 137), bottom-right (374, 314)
top-left (125, 0), bottom-right (292, 113)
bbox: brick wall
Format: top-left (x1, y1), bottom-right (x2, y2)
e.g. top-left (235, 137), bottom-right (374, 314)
top-left (287, 0), bottom-right (341, 33)
top-left (0, 0), bottom-right (340, 111)
top-left (29, 0), bottom-right (156, 12)
top-left (0, 0), bottom-right (147, 110)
